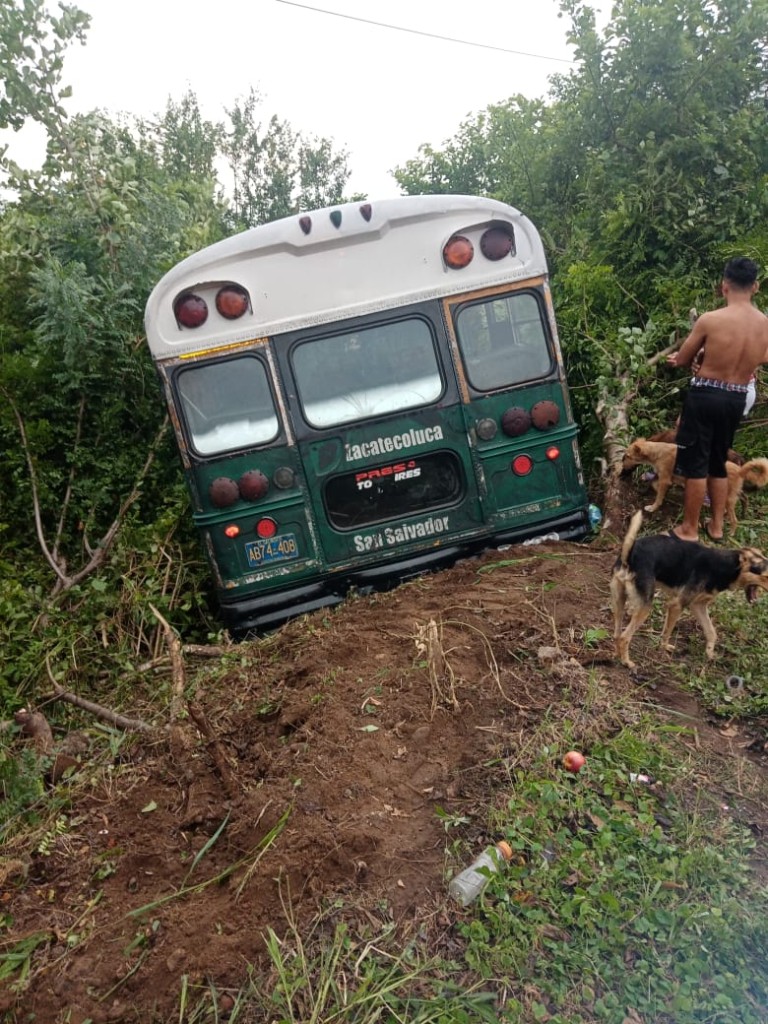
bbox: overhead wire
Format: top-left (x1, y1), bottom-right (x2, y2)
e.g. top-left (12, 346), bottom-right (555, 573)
top-left (273, 0), bottom-right (575, 64)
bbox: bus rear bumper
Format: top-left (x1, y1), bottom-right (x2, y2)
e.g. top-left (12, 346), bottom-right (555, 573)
top-left (218, 509), bottom-right (590, 636)
top-left (491, 510), bottom-right (589, 545)
top-left (218, 581), bottom-right (345, 637)
top-left (342, 545), bottom-right (465, 588)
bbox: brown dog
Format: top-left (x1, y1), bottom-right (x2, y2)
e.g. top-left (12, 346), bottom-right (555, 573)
top-left (647, 428), bottom-right (744, 466)
top-left (611, 510), bottom-right (768, 668)
top-left (621, 438), bottom-right (768, 527)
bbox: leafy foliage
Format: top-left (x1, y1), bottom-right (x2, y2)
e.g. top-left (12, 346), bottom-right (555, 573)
top-left (455, 727), bottom-right (768, 1023)
top-left (0, 1), bottom-right (354, 715)
top-left (221, 87), bottom-right (350, 229)
top-left (395, 0), bottom-right (768, 450)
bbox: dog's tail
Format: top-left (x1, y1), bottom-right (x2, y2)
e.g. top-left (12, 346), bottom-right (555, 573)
top-left (739, 457), bottom-right (768, 488)
top-left (619, 510), bottom-right (643, 566)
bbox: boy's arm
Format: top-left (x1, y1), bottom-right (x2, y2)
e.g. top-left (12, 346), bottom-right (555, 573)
top-left (667, 316), bottom-right (708, 368)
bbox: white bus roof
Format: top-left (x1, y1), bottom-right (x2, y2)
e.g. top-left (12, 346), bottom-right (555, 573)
top-left (144, 194), bottom-right (548, 361)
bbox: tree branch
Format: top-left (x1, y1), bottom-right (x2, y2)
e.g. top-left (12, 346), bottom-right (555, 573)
top-left (52, 416), bottom-right (170, 596)
top-left (49, 686), bottom-right (154, 733)
top-left (1, 386), bottom-right (69, 585)
top-left (148, 603), bottom-right (186, 722)
top-left (53, 393), bottom-right (86, 562)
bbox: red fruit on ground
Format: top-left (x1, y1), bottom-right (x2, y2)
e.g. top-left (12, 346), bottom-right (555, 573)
top-left (563, 750), bottom-right (586, 773)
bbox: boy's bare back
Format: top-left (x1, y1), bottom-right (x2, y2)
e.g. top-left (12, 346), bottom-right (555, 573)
top-left (695, 303), bottom-right (768, 383)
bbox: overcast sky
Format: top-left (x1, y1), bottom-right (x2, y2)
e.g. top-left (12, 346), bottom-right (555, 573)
top-left (5, 0), bottom-right (584, 198)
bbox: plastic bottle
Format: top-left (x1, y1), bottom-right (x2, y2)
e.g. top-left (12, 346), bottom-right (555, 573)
top-left (448, 841), bottom-right (513, 906)
top-left (588, 504), bottom-right (603, 530)
top-left (522, 532), bottom-right (560, 546)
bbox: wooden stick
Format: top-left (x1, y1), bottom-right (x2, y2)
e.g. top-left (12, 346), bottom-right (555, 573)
top-left (49, 686), bottom-right (153, 733)
top-left (186, 701), bottom-right (238, 800)
top-left (148, 603), bottom-right (185, 723)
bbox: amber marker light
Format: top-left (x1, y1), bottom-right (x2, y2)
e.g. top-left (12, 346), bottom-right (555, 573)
top-left (443, 235), bottom-right (474, 269)
top-left (224, 524), bottom-right (240, 538)
top-left (546, 446), bottom-right (561, 460)
top-left (216, 284), bottom-right (250, 320)
top-left (512, 454), bottom-right (534, 476)
top-left (174, 292), bottom-right (208, 328)
top-left (256, 517), bottom-right (278, 539)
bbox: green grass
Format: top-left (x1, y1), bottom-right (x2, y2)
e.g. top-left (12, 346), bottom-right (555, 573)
top-left (676, 488), bottom-right (768, 717)
top-left (172, 711), bottom-right (768, 1024)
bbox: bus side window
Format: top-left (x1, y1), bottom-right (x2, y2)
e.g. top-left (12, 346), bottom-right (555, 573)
top-left (457, 293), bottom-right (552, 391)
top-left (177, 357), bottom-right (279, 455)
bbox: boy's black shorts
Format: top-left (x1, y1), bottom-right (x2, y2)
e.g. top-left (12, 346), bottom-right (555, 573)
top-left (675, 386), bottom-right (745, 478)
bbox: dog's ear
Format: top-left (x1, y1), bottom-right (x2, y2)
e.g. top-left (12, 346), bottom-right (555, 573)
top-left (740, 548), bottom-right (768, 575)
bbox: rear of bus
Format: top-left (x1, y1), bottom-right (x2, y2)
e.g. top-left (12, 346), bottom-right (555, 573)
top-left (144, 195), bottom-right (589, 634)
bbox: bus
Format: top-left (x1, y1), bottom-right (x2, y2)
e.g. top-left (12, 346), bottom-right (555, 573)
top-left (144, 195), bottom-right (590, 634)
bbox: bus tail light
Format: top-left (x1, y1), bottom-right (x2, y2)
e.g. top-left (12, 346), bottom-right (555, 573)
top-left (224, 524), bottom-right (240, 538)
top-left (476, 418), bottom-right (497, 441)
top-left (174, 292), bottom-right (208, 328)
top-left (256, 517), bottom-right (278, 539)
top-left (546, 446), bottom-right (560, 460)
top-left (216, 284), bottom-right (250, 320)
top-left (273, 466), bottom-right (296, 489)
top-left (531, 401), bottom-right (560, 429)
top-left (209, 477), bottom-right (239, 507)
top-left (239, 470), bottom-right (269, 501)
top-left (443, 235), bottom-right (474, 270)
top-left (512, 455), bottom-right (534, 476)
top-left (480, 226), bottom-right (515, 260)
top-left (501, 407), bottom-right (531, 437)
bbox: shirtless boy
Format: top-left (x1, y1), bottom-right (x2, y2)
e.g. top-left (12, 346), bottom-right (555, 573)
top-left (667, 257), bottom-right (768, 542)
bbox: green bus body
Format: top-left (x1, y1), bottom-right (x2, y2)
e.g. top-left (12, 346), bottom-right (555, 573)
top-left (145, 196), bottom-right (589, 633)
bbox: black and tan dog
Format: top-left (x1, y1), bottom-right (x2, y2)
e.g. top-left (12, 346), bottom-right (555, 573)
top-left (621, 438), bottom-right (768, 527)
top-left (610, 510), bottom-right (768, 668)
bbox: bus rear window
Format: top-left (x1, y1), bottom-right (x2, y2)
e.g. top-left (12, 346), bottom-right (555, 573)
top-left (177, 357), bottom-right (279, 455)
top-left (456, 292), bottom-right (552, 391)
top-left (292, 319), bottom-right (442, 428)
top-left (324, 451), bottom-right (463, 529)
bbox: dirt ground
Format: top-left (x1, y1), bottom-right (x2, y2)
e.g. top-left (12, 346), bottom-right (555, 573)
top-left (4, 481), bottom-right (768, 1024)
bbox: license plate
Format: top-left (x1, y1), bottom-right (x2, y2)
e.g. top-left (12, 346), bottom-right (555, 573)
top-left (244, 533), bottom-right (299, 567)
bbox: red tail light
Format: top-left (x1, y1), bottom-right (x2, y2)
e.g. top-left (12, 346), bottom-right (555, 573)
top-left (501, 407), bottom-right (532, 437)
top-left (209, 477), bottom-right (239, 508)
top-left (224, 524), bottom-right (240, 538)
top-left (512, 455), bottom-right (534, 476)
top-left (256, 517), bottom-right (277, 539)
top-left (174, 292), bottom-right (208, 328)
top-left (546, 446), bottom-right (560, 460)
top-left (238, 470), bottom-right (269, 501)
top-left (480, 226), bottom-right (515, 260)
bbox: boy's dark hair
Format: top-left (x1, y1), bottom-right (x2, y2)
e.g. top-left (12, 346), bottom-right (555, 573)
top-left (723, 256), bottom-right (759, 288)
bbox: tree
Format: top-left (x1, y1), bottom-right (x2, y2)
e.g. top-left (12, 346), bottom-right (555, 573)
top-left (393, 0), bottom-right (768, 506)
top-left (0, 0), bottom-right (89, 138)
top-left (221, 87), bottom-right (352, 228)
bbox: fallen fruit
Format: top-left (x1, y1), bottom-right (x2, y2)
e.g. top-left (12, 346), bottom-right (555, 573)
top-left (563, 750), bottom-right (586, 773)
